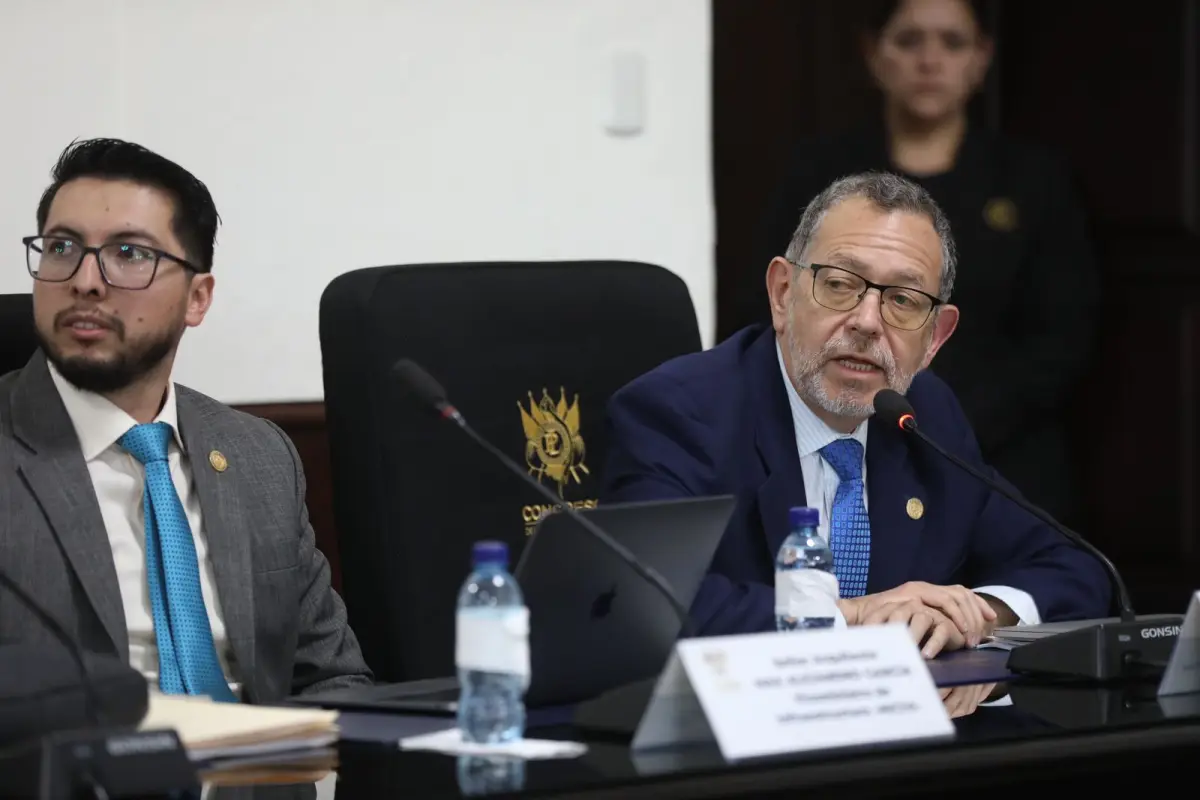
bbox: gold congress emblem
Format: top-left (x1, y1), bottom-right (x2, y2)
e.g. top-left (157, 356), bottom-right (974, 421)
top-left (519, 387), bottom-right (589, 498)
top-left (701, 648), bottom-right (740, 691)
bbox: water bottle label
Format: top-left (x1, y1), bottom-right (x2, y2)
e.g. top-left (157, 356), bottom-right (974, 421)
top-left (775, 569), bottom-right (842, 624)
top-left (455, 606), bottom-right (531, 684)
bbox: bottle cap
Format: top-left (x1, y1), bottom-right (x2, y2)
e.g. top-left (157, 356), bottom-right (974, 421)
top-left (789, 506), bottom-right (820, 529)
top-left (471, 540), bottom-right (509, 566)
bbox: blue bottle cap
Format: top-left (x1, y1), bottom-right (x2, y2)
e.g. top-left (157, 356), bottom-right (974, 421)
top-left (471, 540), bottom-right (509, 566)
top-left (789, 506), bottom-right (820, 529)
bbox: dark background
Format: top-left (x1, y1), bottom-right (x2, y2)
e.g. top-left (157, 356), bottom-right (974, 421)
top-left (710, 0), bottom-right (1200, 612)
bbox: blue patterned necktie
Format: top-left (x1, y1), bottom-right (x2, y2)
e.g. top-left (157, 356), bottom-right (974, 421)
top-left (818, 438), bottom-right (871, 597)
top-left (119, 423), bottom-right (236, 702)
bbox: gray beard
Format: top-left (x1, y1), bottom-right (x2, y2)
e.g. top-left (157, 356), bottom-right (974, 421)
top-left (786, 318), bottom-right (921, 420)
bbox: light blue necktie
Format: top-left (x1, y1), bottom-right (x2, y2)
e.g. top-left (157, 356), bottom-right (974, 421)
top-left (120, 423), bottom-right (236, 702)
top-left (819, 438), bottom-right (871, 597)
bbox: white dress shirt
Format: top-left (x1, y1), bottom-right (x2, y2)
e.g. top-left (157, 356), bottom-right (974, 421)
top-left (774, 341), bottom-right (1040, 625)
top-left (48, 363), bottom-right (235, 684)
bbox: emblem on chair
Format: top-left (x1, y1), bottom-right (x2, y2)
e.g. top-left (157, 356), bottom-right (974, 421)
top-left (519, 387), bottom-right (589, 498)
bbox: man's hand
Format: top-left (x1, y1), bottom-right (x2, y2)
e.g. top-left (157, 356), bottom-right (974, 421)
top-left (839, 582), bottom-right (998, 648)
top-left (939, 682), bottom-right (998, 719)
top-left (848, 597), bottom-right (965, 658)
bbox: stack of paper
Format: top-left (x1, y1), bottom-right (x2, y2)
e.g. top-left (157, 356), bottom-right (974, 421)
top-left (982, 619), bottom-right (1104, 651)
top-left (138, 693), bottom-right (340, 764)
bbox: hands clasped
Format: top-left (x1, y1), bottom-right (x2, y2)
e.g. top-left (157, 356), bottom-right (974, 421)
top-left (837, 582), bottom-right (997, 658)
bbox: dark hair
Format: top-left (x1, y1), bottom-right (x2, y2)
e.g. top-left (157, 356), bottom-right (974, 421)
top-left (864, 0), bottom-right (993, 38)
top-left (36, 138), bottom-right (220, 271)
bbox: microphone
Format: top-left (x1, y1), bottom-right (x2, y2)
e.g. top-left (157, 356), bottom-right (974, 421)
top-left (392, 359), bottom-right (697, 640)
top-left (0, 570), bottom-right (102, 728)
top-left (0, 570), bottom-right (197, 797)
top-left (873, 389), bottom-right (1135, 620)
top-left (872, 388), bottom-right (1183, 681)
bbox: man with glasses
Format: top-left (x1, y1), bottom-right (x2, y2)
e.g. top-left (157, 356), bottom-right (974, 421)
top-left (602, 172), bottom-right (1109, 647)
top-left (0, 138), bottom-right (371, 701)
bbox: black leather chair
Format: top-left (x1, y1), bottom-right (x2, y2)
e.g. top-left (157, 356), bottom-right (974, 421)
top-left (319, 261), bottom-right (702, 682)
top-left (0, 294), bottom-right (36, 377)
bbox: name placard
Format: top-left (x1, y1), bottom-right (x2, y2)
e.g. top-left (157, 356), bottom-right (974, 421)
top-left (1158, 591), bottom-right (1200, 697)
top-left (632, 623), bottom-right (953, 762)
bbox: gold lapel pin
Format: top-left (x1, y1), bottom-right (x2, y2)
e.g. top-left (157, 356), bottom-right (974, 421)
top-left (906, 497), bottom-right (924, 520)
top-left (209, 450), bottom-right (228, 473)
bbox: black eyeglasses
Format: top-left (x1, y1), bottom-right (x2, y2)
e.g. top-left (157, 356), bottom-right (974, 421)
top-left (791, 261), bottom-right (944, 331)
top-left (23, 235), bottom-right (202, 290)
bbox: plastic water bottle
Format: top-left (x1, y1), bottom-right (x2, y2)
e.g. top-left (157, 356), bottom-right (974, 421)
top-left (456, 540), bottom-right (529, 743)
top-left (775, 507), bottom-right (840, 630)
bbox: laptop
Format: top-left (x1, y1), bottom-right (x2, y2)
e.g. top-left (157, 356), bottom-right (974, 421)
top-left (291, 495), bottom-right (736, 715)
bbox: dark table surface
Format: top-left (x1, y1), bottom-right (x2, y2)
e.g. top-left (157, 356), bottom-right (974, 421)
top-left (205, 673), bottom-right (1200, 800)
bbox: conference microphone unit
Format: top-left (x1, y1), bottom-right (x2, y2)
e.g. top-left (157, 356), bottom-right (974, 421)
top-left (0, 569), bottom-right (198, 798)
top-left (872, 389), bottom-right (1183, 682)
top-left (392, 358), bottom-right (697, 640)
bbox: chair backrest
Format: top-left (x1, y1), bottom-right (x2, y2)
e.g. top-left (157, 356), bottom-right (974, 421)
top-left (318, 261), bottom-right (701, 682)
top-left (0, 294), bottom-right (36, 377)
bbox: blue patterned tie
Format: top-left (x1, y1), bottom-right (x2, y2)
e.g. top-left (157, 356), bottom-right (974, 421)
top-left (120, 423), bottom-right (236, 702)
top-left (819, 438), bottom-right (871, 597)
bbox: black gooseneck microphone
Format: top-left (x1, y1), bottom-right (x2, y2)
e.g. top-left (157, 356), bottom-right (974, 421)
top-left (873, 389), bottom-right (1135, 621)
top-left (872, 388), bottom-right (1183, 681)
top-left (0, 571), bottom-right (102, 727)
top-left (0, 569), bottom-right (198, 797)
top-left (393, 358), bottom-right (697, 640)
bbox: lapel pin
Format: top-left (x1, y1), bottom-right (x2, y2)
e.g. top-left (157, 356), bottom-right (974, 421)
top-left (906, 497), bottom-right (924, 520)
top-left (209, 450), bottom-right (228, 473)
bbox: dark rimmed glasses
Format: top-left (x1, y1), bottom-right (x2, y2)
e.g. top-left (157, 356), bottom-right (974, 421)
top-left (23, 235), bottom-right (203, 290)
top-left (792, 261), bottom-right (944, 331)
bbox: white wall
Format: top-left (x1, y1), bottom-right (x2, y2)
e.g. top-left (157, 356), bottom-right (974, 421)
top-left (0, 0), bottom-right (713, 404)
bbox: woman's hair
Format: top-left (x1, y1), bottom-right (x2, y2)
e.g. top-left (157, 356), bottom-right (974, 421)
top-left (863, 0), bottom-right (994, 38)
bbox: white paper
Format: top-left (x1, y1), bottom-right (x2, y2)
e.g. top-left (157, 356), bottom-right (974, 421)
top-left (977, 639), bottom-right (1018, 651)
top-left (399, 727), bottom-right (586, 760)
top-left (456, 607), bottom-right (531, 681)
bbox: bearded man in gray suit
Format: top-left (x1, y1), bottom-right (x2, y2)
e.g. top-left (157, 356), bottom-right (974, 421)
top-left (0, 138), bottom-right (371, 703)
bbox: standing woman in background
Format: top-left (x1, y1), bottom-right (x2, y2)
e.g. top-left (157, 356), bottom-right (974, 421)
top-left (736, 0), bottom-right (1100, 528)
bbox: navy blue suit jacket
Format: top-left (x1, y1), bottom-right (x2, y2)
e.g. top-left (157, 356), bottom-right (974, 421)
top-left (602, 325), bottom-right (1111, 636)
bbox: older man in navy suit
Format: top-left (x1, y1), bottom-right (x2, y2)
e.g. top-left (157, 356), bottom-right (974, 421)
top-left (603, 172), bottom-right (1109, 655)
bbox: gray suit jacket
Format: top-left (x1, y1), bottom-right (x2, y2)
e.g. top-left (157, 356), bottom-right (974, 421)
top-left (0, 352), bottom-right (372, 702)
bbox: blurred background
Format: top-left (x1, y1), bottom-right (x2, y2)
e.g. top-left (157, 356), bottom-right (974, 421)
top-left (2, 0), bottom-right (1196, 615)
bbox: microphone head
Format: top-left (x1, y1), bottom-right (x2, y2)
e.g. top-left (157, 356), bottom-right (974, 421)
top-left (873, 389), bottom-right (916, 431)
top-left (392, 358), bottom-right (449, 411)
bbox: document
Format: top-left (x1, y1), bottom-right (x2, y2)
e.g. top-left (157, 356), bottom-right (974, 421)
top-left (139, 693), bottom-right (340, 762)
